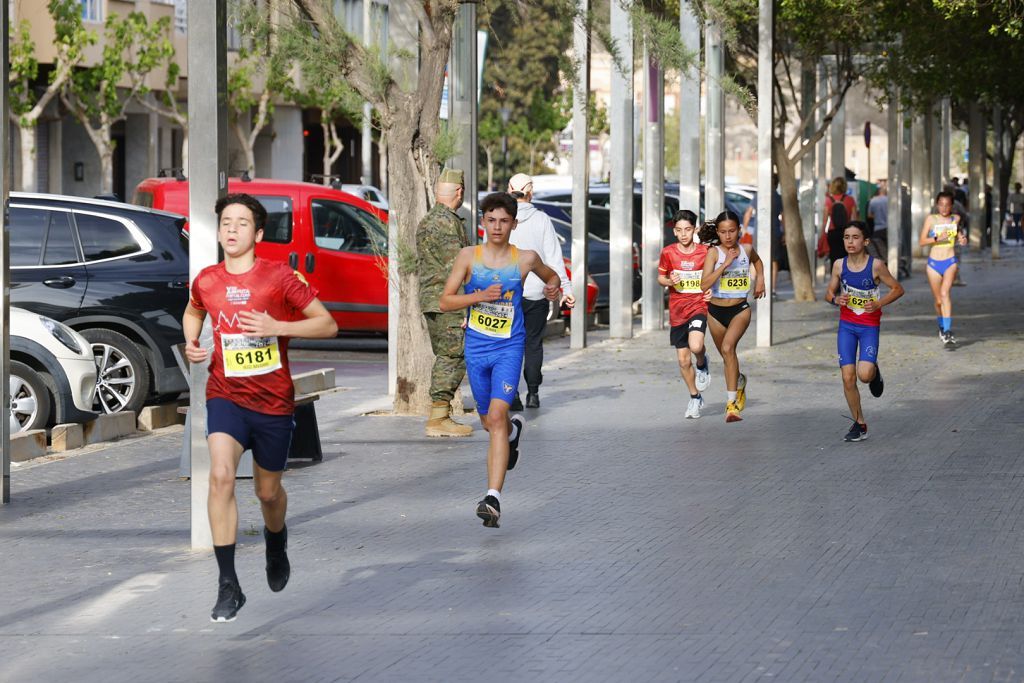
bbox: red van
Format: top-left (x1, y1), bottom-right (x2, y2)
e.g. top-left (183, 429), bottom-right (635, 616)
top-left (134, 177), bottom-right (388, 334)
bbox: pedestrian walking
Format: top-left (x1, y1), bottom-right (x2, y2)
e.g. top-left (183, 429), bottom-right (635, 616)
top-left (824, 220), bottom-right (903, 443)
top-left (700, 210), bottom-right (766, 423)
top-left (183, 193), bottom-right (339, 622)
top-left (439, 192), bottom-right (563, 528)
top-left (823, 177), bottom-right (860, 272)
top-left (506, 172), bottom-right (573, 410)
top-left (866, 183), bottom-right (889, 260)
top-left (416, 168), bottom-right (474, 437)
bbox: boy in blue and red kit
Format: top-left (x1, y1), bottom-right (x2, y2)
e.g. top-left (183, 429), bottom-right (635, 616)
top-left (825, 220), bottom-right (903, 442)
top-left (657, 210), bottom-right (713, 419)
top-left (184, 193), bottom-right (338, 622)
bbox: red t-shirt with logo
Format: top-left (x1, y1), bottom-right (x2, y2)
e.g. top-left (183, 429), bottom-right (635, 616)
top-left (189, 258), bottom-right (318, 415)
top-left (658, 243), bottom-right (709, 327)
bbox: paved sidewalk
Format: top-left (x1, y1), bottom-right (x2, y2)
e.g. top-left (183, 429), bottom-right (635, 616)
top-left (2, 248), bottom-right (1023, 682)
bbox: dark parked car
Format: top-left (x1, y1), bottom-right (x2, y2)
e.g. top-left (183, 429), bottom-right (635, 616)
top-left (533, 204), bottom-right (642, 312)
top-left (8, 193), bottom-right (190, 415)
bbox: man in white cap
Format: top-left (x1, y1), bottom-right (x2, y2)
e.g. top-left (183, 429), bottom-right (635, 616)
top-left (506, 173), bottom-right (574, 409)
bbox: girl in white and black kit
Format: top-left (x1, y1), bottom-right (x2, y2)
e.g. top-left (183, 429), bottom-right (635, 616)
top-left (700, 210), bottom-right (766, 423)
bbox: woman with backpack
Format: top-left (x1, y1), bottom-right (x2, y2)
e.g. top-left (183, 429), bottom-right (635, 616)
top-left (823, 177), bottom-right (860, 269)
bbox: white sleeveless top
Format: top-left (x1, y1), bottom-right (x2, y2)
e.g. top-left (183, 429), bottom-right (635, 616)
top-left (710, 246), bottom-right (751, 299)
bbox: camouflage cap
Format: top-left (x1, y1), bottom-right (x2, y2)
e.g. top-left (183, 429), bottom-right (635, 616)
top-left (439, 168), bottom-right (464, 186)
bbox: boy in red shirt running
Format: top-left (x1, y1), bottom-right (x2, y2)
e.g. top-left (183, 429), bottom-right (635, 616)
top-left (183, 193), bottom-right (338, 622)
top-left (657, 209), bottom-right (713, 419)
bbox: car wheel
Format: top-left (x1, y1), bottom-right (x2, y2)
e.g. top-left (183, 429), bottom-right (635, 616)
top-left (82, 328), bottom-right (151, 415)
top-left (9, 361), bottom-right (52, 433)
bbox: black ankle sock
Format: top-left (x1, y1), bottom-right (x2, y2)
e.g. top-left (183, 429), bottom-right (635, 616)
top-left (214, 544), bottom-right (238, 583)
top-left (265, 525), bottom-right (287, 552)
top-left (691, 393), bottom-right (700, 399)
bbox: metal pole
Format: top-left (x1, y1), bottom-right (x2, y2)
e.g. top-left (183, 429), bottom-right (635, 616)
top-left (704, 21), bottom-right (725, 217)
top-left (968, 103), bottom-right (985, 250)
top-left (609, 0), bottom-right (634, 339)
top-left (884, 90), bottom-right (901, 278)
top-left (187, 0), bottom-right (228, 550)
top-left (992, 106), bottom-right (1002, 259)
top-left (1, 0), bottom-right (10, 504)
top-left (830, 96), bottom-right (845, 181)
top-left (799, 62), bottom-right (815, 250)
top-left (755, 0), bottom-right (773, 347)
top-left (940, 98), bottom-right (951, 184)
top-left (678, 0), bottom-right (700, 214)
top-left (360, 0), bottom-right (373, 185)
top-left (815, 61), bottom-right (828, 281)
top-left (570, 0), bottom-right (590, 349)
top-left (910, 113), bottom-right (928, 260)
top-left (929, 103), bottom-right (942, 201)
top-left (449, 4), bottom-right (478, 243)
top-left (887, 88), bottom-right (902, 278)
top-left (641, 44), bottom-right (664, 332)
top-left (901, 107), bottom-right (913, 272)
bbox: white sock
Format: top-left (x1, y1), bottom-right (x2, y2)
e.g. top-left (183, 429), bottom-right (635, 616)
top-left (487, 488), bottom-right (501, 502)
top-left (508, 419), bottom-right (520, 442)
top-left (727, 391), bottom-right (738, 402)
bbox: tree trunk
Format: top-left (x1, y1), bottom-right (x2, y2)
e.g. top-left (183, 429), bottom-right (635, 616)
top-left (322, 121), bottom-right (332, 179)
top-left (378, 132), bottom-right (388, 192)
top-left (386, 123), bottom-right (434, 415)
top-left (774, 138), bottom-right (817, 301)
top-left (100, 148), bottom-right (114, 195)
top-left (18, 123), bottom-right (37, 193)
top-left (181, 127), bottom-right (189, 171)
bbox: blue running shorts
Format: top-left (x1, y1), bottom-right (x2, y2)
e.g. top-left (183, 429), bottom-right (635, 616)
top-left (466, 346), bottom-right (525, 415)
top-left (206, 397), bottom-right (295, 472)
top-left (927, 255), bottom-right (957, 276)
top-left (837, 320), bottom-right (880, 367)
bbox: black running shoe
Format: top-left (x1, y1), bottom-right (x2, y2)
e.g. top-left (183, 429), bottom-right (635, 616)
top-left (476, 495), bottom-right (501, 528)
top-left (264, 527), bottom-right (290, 593)
top-left (869, 365), bottom-right (884, 398)
top-left (210, 579), bottom-right (246, 622)
top-left (525, 392), bottom-right (540, 409)
top-left (509, 394), bottom-right (524, 411)
top-left (944, 331), bottom-right (958, 348)
top-left (843, 422), bottom-right (868, 442)
top-left (507, 416), bottom-right (524, 470)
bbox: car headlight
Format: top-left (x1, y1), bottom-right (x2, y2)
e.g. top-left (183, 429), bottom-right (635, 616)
top-left (40, 316), bottom-right (83, 355)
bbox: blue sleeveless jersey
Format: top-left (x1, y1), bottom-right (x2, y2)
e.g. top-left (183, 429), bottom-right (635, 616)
top-left (464, 245), bottom-right (526, 355)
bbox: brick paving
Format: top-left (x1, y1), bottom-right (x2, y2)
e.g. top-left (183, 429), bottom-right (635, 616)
top-left (2, 247), bottom-right (1024, 682)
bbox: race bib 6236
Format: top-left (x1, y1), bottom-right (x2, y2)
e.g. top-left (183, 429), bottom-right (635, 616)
top-left (720, 269), bottom-right (750, 294)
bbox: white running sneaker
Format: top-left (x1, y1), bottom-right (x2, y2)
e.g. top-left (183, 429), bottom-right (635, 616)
top-left (685, 395), bottom-right (704, 419)
top-left (695, 357), bottom-right (710, 392)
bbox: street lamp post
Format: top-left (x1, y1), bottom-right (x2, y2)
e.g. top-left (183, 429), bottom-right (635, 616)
top-left (499, 106), bottom-right (511, 187)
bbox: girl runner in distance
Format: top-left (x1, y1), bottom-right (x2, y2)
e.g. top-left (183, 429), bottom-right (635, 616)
top-left (919, 190), bottom-right (968, 348)
top-left (700, 210), bottom-right (765, 423)
top-left (825, 221), bottom-right (904, 442)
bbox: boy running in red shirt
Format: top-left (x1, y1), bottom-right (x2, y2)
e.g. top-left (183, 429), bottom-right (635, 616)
top-left (183, 193), bottom-right (338, 622)
top-left (657, 210), bottom-right (713, 418)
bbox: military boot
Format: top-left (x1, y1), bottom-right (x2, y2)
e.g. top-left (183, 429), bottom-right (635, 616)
top-left (425, 401), bottom-right (473, 437)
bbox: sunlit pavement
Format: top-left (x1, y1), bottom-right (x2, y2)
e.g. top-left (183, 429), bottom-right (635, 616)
top-left (2, 247), bottom-right (1023, 682)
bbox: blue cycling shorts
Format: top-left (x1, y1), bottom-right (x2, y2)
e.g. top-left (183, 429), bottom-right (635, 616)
top-left (207, 397), bottom-right (294, 472)
top-left (837, 320), bottom-right (880, 367)
top-left (466, 346), bottom-right (524, 415)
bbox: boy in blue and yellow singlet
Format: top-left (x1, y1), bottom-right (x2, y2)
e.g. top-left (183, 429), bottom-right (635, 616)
top-left (825, 220), bottom-right (903, 443)
top-left (440, 192), bottom-right (564, 528)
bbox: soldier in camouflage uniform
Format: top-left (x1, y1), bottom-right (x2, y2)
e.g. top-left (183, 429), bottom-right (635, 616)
top-left (417, 168), bottom-right (474, 437)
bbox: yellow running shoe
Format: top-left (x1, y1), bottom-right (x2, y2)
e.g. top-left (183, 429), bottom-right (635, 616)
top-left (725, 400), bottom-right (742, 422)
top-left (735, 373), bottom-right (747, 411)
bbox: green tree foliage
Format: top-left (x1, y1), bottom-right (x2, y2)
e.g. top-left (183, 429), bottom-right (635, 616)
top-left (228, 0), bottom-right (295, 175)
top-left (479, 0), bottom-right (575, 182)
top-left (8, 0), bottom-right (93, 192)
top-left (61, 11), bottom-right (175, 194)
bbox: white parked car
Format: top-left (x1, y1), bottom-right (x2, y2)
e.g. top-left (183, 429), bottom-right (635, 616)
top-left (340, 184), bottom-right (389, 211)
top-left (9, 307), bottom-right (97, 432)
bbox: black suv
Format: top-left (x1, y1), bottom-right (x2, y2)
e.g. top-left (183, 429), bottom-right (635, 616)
top-left (9, 193), bottom-right (189, 415)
